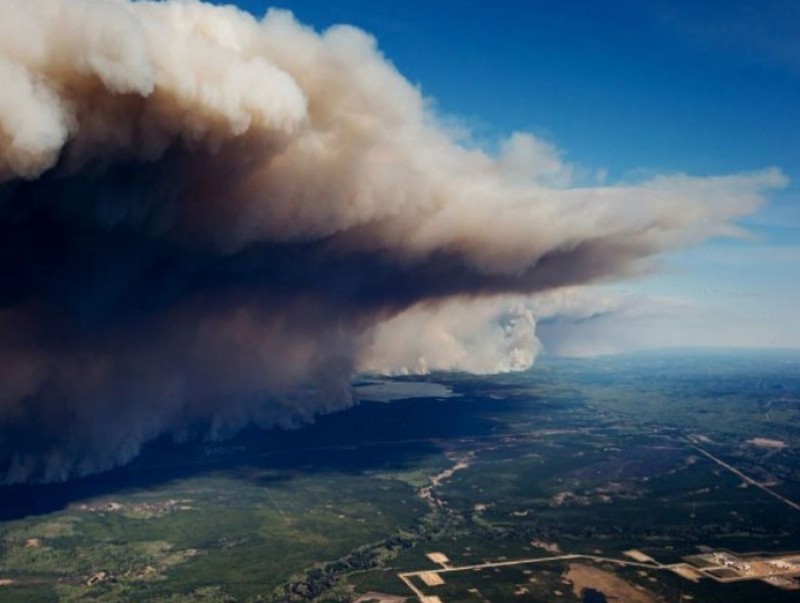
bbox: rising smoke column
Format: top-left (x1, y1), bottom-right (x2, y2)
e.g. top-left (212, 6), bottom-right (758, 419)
top-left (0, 0), bottom-right (785, 481)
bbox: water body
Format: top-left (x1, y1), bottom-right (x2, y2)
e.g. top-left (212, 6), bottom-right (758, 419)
top-left (353, 379), bottom-right (457, 402)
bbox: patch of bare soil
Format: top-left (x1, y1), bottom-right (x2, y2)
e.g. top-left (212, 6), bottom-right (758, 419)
top-left (353, 593), bottom-right (407, 603)
top-left (564, 563), bottom-right (660, 603)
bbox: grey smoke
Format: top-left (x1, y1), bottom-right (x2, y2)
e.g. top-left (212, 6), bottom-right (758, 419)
top-left (0, 0), bottom-right (786, 481)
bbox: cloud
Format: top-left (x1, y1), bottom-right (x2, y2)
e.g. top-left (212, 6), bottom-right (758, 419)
top-left (0, 0), bottom-right (786, 481)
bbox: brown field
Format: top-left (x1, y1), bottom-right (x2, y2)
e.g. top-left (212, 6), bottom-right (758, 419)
top-left (624, 549), bottom-right (655, 563)
top-left (419, 571), bottom-right (445, 586)
top-left (670, 565), bottom-right (702, 582)
top-left (426, 552), bottom-right (450, 565)
top-left (354, 593), bottom-right (408, 603)
top-left (564, 563), bottom-right (660, 603)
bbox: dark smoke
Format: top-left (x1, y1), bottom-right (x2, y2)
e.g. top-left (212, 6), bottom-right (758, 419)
top-left (0, 0), bottom-right (783, 481)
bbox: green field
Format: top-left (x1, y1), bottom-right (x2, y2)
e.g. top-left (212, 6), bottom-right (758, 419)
top-left (2, 351), bottom-right (799, 602)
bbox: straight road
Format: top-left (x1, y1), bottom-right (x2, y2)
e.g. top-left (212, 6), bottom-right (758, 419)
top-left (688, 439), bottom-right (800, 513)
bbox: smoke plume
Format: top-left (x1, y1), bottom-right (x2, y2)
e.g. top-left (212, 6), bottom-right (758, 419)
top-left (0, 0), bottom-right (785, 481)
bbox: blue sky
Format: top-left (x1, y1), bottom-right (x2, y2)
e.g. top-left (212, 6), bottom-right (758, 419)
top-left (220, 0), bottom-right (799, 349)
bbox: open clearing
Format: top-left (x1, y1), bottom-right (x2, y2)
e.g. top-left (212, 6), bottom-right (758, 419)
top-left (564, 563), bottom-right (659, 603)
top-left (354, 592), bottom-right (408, 603)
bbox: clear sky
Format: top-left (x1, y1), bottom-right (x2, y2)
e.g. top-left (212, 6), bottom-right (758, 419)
top-left (218, 0), bottom-right (799, 351)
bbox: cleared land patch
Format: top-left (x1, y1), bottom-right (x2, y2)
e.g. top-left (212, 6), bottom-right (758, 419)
top-left (564, 563), bottom-right (659, 603)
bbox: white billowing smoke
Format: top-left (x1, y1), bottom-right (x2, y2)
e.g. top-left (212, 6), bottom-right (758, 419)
top-left (361, 301), bottom-right (539, 375)
top-left (0, 0), bottom-right (787, 481)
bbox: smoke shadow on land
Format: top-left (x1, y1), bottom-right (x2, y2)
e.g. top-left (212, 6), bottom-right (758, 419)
top-left (0, 385), bottom-right (519, 521)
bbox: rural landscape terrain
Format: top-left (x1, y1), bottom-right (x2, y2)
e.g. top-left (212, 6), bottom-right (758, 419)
top-left (1, 350), bottom-right (800, 602)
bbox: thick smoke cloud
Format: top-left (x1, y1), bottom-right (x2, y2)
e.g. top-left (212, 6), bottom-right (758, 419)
top-left (0, 0), bottom-right (786, 481)
top-left (361, 300), bottom-right (540, 376)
